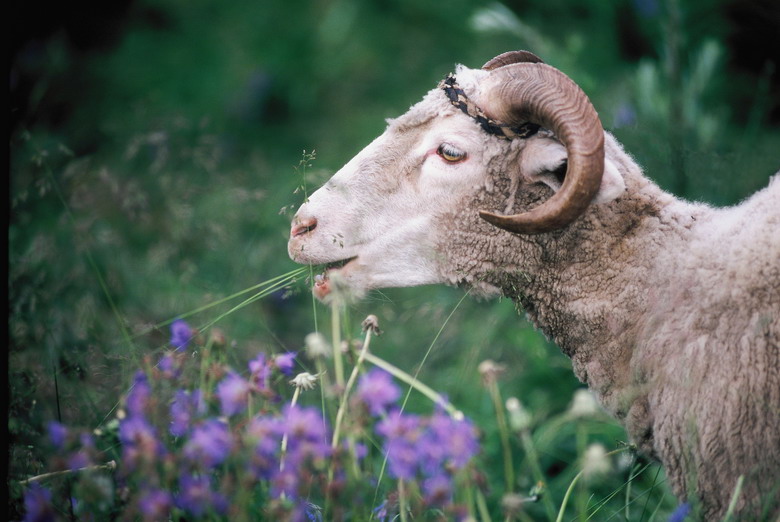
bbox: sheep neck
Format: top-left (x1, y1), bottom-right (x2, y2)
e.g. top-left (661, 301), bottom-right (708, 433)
top-left (443, 165), bottom-right (697, 428)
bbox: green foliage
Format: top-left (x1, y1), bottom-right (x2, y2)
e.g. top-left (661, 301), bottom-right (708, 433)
top-left (9, 0), bottom-right (778, 519)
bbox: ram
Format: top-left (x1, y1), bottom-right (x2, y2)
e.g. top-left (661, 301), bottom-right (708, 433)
top-left (287, 51), bottom-right (780, 519)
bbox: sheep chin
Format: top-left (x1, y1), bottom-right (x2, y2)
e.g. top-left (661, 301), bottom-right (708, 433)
top-left (312, 259), bottom-right (360, 303)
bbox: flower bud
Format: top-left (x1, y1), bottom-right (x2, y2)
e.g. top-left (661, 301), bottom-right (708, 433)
top-left (568, 389), bottom-right (600, 418)
top-left (506, 397), bottom-right (532, 432)
top-left (582, 443), bottom-right (611, 479)
top-left (478, 359), bottom-right (506, 385)
top-left (361, 314), bottom-right (381, 335)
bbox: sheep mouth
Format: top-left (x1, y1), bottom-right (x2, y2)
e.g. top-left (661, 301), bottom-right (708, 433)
top-left (312, 256), bottom-right (357, 300)
top-left (325, 256), bottom-right (357, 271)
top-left (315, 255), bottom-right (358, 282)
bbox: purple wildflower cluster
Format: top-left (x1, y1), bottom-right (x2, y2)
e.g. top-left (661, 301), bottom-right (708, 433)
top-left (357, 368), bottom-right (480, 516)
top-left (23, 319), bottom-right (481, 521)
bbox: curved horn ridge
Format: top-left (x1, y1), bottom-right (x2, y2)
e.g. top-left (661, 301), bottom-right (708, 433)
top-left (482, 50), bottom-right (544, 70)
top-left (478, 62), bottom-right (605, 234)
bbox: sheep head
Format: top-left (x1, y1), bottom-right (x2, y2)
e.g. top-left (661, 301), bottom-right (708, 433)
top-left (288, 52), bottom-right (625, 300)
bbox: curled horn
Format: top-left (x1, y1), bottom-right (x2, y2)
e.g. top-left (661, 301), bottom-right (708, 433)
top-left (477, 56), bottom-right (604, 234)
top-left (482, 50), bottom-right (544, 70)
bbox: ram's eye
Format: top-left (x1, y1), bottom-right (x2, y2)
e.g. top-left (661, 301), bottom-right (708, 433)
top-left (437, 143), bottom-right (467, 163)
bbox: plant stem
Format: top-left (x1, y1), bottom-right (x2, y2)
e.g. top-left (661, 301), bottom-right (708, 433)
top-left (722, 475), bottom-right (744, 522)
top-left (398, 478), bottom-right (408, 522)
top-left (488, 380), bottom-right (515, 493)
top-left (22, 461), bottom-right (117, 484)
top-left (199, 335), bottom-right (215, 399)
top-left (331, 327), bottom-right (374, 449)
top-left (624, 459), bottom-right (640, 521)
top-left (557, 447), bottom-right (630, 522)
top-left (519, 430), bottom-right (557, 522)
top-left (475, 488), bottom-right (493, 522)
top-left (557, 469), bottom-right (585, 522)
top-left (280, 386), bottom-right (302, 472)
top-left (331, 299), bottom-right (345, 390)
top-left (576, 422), bottom-right (587, 521)
top-left (328, 326), bottom-right (375, 488)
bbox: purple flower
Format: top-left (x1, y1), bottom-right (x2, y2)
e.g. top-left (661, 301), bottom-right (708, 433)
top-left (274, 352), bottom-right (297, 376)
top-left (176, 474), bottom-right (227, 517)
top-left (375, 410), bottom-right (480, 481)
top-left (157, 353), bottom-right (182, 380)
top-left (376, 411), bottom-right (423, 480)
top-left (428, 412), bottom-right (479, 469)
top-left (304, 503), bottom-right (324, 521)
top-left (384, 438), bottom-right (420, 480)
top-left (277, 405), bottom-right (331, 481)
top-left (23, 483), bottom-right (55, 522)
top-left (138, 488), bottom-right (173, 521)
top-left (376, 410), bottom-right (421, 440)
top-left (125, 371), bottom-right (151, 417)
top-left (357, 368), bottom-right (401, 416)
top-left (46, 421), bottom-right (67, 449)
top-left (246, 416), bottom-right (282, 479)
top-left (170, 389), bottom-right (204, 437)
top-left (422, 474), bottom-right (453, 506)
top-left (247, 416), bottom-right (282, 454)
top-left (170, 319), bottom-right (194, 350)
top-left (67, 448), bottom-right (92, 471)
top-left (183, 419), bottom-right (233, 468)
top-left (281, 405), bottom-right (329, 450)
top-left (344, 440), bottom-right (367, 460)
top-left (216, 372), bottom-right (251, 416)
top-left (271, 466), bottom-right (300, 498)
top-left (119, 416), bottom-right (164, 469)
top-left (373, 500), bottom-right (390, 521)
top-left (249, 353), bottom-right (272, 391)
top-left (668, 502), bottom-right (691, 522)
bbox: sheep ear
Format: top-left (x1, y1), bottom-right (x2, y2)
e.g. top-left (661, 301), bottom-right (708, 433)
top-left (521, 138), bottom-right (625, 204)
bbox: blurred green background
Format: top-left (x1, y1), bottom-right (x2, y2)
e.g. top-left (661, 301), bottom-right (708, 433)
top-left (9, 0), bottom-right (779, 518)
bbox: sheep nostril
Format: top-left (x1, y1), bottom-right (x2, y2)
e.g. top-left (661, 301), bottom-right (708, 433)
top-left (291, 217), bottom-right (318, 237)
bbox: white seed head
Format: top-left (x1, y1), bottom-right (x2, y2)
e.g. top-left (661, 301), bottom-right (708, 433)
top-left (582, 443), bottom-right (611, 479)
top-left (361, 314), bottom-right (381, 335)
top-left (568, 388), bottom-right (601, 418)
top-left (506, 397), bottom-right (532, 431)
top-left (304, 332), bottom-right (331, 359)
top-left (501, 493), bottom-right (526, 514)
top-left (478, 359), bottom-right (506, 384)
top-left (289, 372), bottom-right (322, 391)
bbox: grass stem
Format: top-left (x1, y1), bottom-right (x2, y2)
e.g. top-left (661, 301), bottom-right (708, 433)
top-left (398, 478), bottom-right (408, 522)
top-left (487, 380), bottom-right (515, 494)
top-left (722, 475), bottom-right (744, 522)
top-left (557, 447), bottom-right (631, 522)
top-left (331, 299), bottom-right (345, 390)
top-left (280, 386), bottom-right (302, 472)
top-left (22, 461), bottom-right (117, 485)
top-left (331, 326), bottom-right (374, 450)
top-left (519, 430), bottom-right (557, 521)
top-left (363, 352), bottom-right (460, 418)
